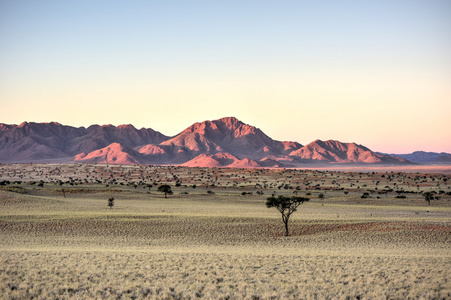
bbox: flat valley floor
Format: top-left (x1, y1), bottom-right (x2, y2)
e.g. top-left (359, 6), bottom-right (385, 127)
top-left (0, 164), bottom-right (450, 299)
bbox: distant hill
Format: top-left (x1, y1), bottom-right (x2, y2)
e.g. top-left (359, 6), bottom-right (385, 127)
top-left (0, 121), bottom-right (168, 163)
top-left (289, 139), bottom-right (405, 164)
top-left (0, 117), bottom-right (410, 167)
top-left (74, 142), bottom-right (142, 165)
top-left (380, 151), bottom-right (451, 164)
top-left (435, 154), bottom-right (451, 163)
top-left (181, 152), bottom-right (261, 168)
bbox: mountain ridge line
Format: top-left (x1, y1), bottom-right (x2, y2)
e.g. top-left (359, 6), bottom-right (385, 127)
top-left (0, 117), bottom-right (439, 167)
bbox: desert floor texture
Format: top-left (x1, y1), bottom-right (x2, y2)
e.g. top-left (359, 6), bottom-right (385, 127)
top-left (0, 164), bottom-right (450, 299)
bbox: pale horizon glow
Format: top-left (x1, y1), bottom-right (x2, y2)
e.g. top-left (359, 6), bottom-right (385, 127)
top-left (1, 1), bottom-right (450, 154)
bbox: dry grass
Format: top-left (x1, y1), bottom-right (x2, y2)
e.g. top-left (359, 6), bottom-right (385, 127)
top-left (0, 164), bottom-right (450, 299)
top-left (1, 251), bottom-right (449, 299)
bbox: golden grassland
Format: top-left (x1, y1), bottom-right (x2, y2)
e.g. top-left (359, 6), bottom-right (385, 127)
top-left (0, 164), bottom-right (450, 299)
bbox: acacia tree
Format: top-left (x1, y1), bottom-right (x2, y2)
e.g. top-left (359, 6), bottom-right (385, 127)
top-left (423, 192), bottom-right (434, 205)
top-left (158, 184), bottom-right (173, 198)
top-left (266, 195), bottom-right (309, 236)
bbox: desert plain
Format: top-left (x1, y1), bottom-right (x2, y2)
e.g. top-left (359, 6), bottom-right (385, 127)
top-left (0, 163), bottom-right (450, 299)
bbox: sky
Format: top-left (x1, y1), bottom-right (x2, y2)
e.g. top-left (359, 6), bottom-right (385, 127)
top-left (1, 0), bottom-right (450, 154)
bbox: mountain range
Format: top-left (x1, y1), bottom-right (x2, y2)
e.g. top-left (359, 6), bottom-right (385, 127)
top-left (378, 151), bottom-right (451, 164)
top-left (0, 117), bottom-right (419, 167)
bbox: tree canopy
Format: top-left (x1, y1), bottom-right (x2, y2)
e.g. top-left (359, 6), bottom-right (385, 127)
top-left (266, 195), bottom-right (309, 236)
top-left (157, 184), bottom-right (173, 198)
top-left (423, 192), bottom-right (435, 205)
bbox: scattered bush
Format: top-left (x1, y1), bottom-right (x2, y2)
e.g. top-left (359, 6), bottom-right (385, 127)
top-left (361, 193), bottom-right (370, 199)
top-left (108, 197), bottom-right (114, 208)
top-left (0, 186), bottom-right (26, 194)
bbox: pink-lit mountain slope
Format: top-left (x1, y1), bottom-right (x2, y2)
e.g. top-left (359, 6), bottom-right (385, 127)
top-left (74, 143), bottom-right (142, 164)
top-left (289, 140), bottom-right (407, 164)
top-left (181, 152), bottom-right (261, 168)
top-left (0, 118), bottom-right (409, 167)
top-left (160, 117), bottom-right (300, 160)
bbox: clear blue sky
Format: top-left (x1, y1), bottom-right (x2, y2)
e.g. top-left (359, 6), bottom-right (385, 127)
top-left (1, 1), bottom-right (450, 153)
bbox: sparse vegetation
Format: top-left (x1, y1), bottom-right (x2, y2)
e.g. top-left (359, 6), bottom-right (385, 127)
top-left (424, 191), bottom-right (434, 205)
top-left (0, 163), bottom-right (450, 299)
top-left (266, 195), bottom-right (310, 236)
top-left (108, 197), bottom-right (114, 208)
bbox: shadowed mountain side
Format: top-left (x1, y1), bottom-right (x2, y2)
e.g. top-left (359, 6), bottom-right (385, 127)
top-left (0, 122), bottom-right (168, 162)
top-left (70, 124), bottom-right (168, 154)
top-left (379, 151), bottom-right (451, 164)
top-left (0, 122), bottom-right (85, 161)
top-left (435, 154), bottom-right (451, 163)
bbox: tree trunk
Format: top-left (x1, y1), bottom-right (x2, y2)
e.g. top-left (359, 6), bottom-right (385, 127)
top-left (164, 192), bottom-right (167, 198)
top-left (284, 220), bottom-right (289, 236)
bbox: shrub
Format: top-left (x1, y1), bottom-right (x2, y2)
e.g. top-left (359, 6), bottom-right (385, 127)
top-left (108, 197), bottom-right (114, 208)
